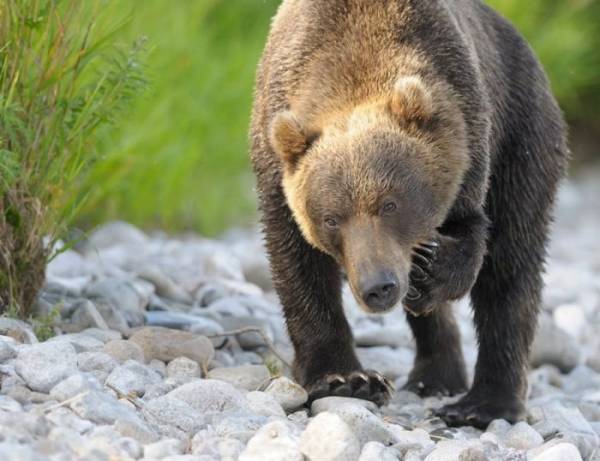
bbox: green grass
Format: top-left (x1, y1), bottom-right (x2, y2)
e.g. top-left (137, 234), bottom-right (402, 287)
top-left (0, 0), bottom-right (147, 315)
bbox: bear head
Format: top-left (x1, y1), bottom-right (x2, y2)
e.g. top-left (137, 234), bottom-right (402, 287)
top-left (270, 76), bottom-right (470, 314)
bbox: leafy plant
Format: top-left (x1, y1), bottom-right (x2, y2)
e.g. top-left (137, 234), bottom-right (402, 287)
top-left (0, 0), bottom-right (147, 316)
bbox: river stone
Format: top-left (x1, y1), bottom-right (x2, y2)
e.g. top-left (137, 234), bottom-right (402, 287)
top-left (265, 377), bottom-right (308, 411)
top-left (246, 391), bottom-right (286, 418)
top-left (69, 390), bottom-right (139, 425)
top-left (359, 441), bottom-right (401, 461)
top-left (114, 418), bottom-right (160, 444)
top-left (85, 221), bottom-right (148, 250)
top-left (300, 412), bottom-right (361, 461)
top-left (102, 339), bottom-right (145, 362)
top-left (47, 333), bottom-right (104, 353)
top-left (311, 396), bottom-right (378, 414)
top-left (15, 341), bottom-right (77, 392)
top-left (531, 442), bottom-right (582, 461)
top-left (142, 395), bottom-right (206, 438)
top-left (129, 327), bottom-right (214, 365)
top-left (329, 402), bottom-right (397, 446)
top-left (530, 314), bottom-right (580, 373)
top-left (69, 299), bottom-right (109, 331)
top-left (166, 379), bottom-right (249, 414)
top-left (0, 318), bottom-right (38, 344)
top-left (144, 438), bottom-right (186, 459)
top-left (84, 277), bottom-right (146, 315)
top-left (166, 357), bottom-right (201, 379)
top-left (49, 373), bottom-right (101, 401)
top-left (240, 420), bottom-right (303, 461)
top-left (503, 421), bottom-right (543, 450)
top-left (207, 365), bottom-right (270, 391)
top-left (0, 339), bottom-right (16, 362)
top-left (77, 351), bottom-right (118, 374)
top-left (105, 360), bottom-right (162, 396)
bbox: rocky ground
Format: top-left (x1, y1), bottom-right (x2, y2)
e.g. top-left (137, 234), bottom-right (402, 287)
top-left (0, 171), bottom-right (599, 461)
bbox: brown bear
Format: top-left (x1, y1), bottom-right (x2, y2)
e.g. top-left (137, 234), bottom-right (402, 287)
top-left (250, 0), bottom-right (568, 428)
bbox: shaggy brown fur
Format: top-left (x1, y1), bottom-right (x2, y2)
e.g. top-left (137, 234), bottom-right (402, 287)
top-left (250, 0), bottom-right (568, 428)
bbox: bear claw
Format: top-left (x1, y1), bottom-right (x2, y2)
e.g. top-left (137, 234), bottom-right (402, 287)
top-left (306, 369), bottom-right (394, 406)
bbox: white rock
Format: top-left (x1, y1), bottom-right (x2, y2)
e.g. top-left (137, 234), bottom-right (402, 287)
top-left (207, 365), bottom-right (270, 391)
top-left (49, 373), bottom-right (101, 401)
top-left (144, 438), bottom-right (185, 459)
top-left (387, 427), bottom-right (434, 451)
top-left (530, 314), bottom-right (580, 373)
top-left (143, 395), bottom-right (206, 438)
top-left (69, 299), bottom-right (109, 331)
top-left (424, 440), bottom-right (481, 461)
top-left (165, 379), bottom-right (249, 415)
top-left (553, 303), bottom-right (586, 338)
top-left (114, 418), bottom-right (160, 444)
top-left (359, 441), bottom-right (401, 461)
top-left (0, 443), bottom-right (46, 461)
top-left (81, 328), bottom-right (122, 343)
top-left (531, 442), bottom-right (582, 461)
top-left (0, 337), bottom-right (17, 363)
top-left (69, 390), bottom-right (139, 424)
top-left (0, 395), bottom-right (22, 412)
top-left (77, 351), bottom-right (118, 374)
top-left (503, 421), bottom-right (543, 450)
top-left (167, 357), bottom-right (201, 379)
top-left (0, 318), bottom-right (38, 344)
top-left (84, 277), bottom-right (146, 318)
top-left (15, 341), bottom-right (78, 392)
top-left (264, 377), bottom-right (308, 411)
top-left (356, 347), bottom-right (405, 379)
top-left (103, 339), bottom-right (145, 363)
top-left (246, 391), bottom-right (286, 417)
top-left (85, 221), bottom-right (148, 250)
top-left (105, 360), bottom-right (162, 396)
top-left (47, 333), bottom-right (104, 352)
top-left (45, 407), bottom-right (94, 434)
top-left (311, 396), bottom-right (378, 414)
top-left (329, 402), bottom-right (397, 446)
top-left (240, 420), bottom-right (303, 461)
top-left (300, 412), bottom-right (361, 461)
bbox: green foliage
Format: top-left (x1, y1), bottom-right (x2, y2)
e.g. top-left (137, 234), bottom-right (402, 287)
top-left (31, 306), bottom-right (60, 341)
top-left (0, 0), bottom-right (147, 316)
top-left (77, 0), bottom-right (280, 235)
top-left (489, 0), bottom-right (600, 121)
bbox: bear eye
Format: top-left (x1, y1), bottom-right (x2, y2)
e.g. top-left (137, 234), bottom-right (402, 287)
top-left (381, 200), bottom-right (397, 215)
top-left (324, 216), bottom-right (339, 229)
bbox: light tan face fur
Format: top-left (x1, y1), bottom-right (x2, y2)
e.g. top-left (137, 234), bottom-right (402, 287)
top-left (269, 76), bottom-right (470, 312)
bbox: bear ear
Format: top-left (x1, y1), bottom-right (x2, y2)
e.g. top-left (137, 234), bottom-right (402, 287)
top-left (269, 111), bottom-right (312, 168)
top-left (390, 76), bottom-right (434, 123)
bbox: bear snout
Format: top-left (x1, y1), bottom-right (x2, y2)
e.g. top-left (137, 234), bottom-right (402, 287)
top-left (357, 270), bottom-right (405, 313)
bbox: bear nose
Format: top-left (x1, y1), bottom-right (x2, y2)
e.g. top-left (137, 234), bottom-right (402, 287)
top-left (360, 272), bottom-right (401, 311)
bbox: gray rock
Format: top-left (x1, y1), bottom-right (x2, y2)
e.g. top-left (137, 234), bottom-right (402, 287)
top-left (387, 427), bottom-right (434, 451)
top-left (69, 390), bottom-right (139, 424)
top-left (167, 356), bottom-right (201, 379)
top-left (15, 341), bottom-right (78, 392)
top-left (0, 318), bottom-right (38, 344)
top-left (531, 442), bottom-right (582, 461)
top-left (84, 278), bottom-right (146, 326)
top-left (47, 333), bottom-right (104, 352)
top-left (0, 443), bottom-right (46, 461)
top-left (311, 396), bottom-right (378, 414)
top-left (137, 265), bottom-right (192, 304)
top-left (356, 347), bottom-right (406, 379)
top-left (265, 377), bottom-right (308, 412)
top-left (329, 402), bottom-right (398, 446)
top-left (246, 391), bottom-right (286, 417)
top-left (85, 221), bottom-right (148, 250)
top-left (149, 358), bottom-right (167, 377)
top-left (69, 299), bottom-right (109, 331)
top-left (503, 421), bottom-right (543, 450)
top-left (530, 402), bottom-right (599, 458)
top-left (166, 379), bottom-right (249, 414)
top-left (211, 414), bottom-right (268, 443)
top-left (300, 412), bottom-right (361, 461)
top-left (530, 314), bottom-right (581, 373)
top-left (142, 395), bottom-right (206, 438)
top-left (50, 373), bottom-right (101, 401)
top-left (102, 339), bottom-right (145, 362)
top-left (423, 440), bottom-right (481, 461)
top-left (77, 351), bottom-right (118, 374)
top-left (207, 365), bottom-right (270, 391)
top-left (217, 315), bottom-right (274, 349)
top-left (359, 441), bottom-right (401, 461)
top-left (129, 327), bottom-right (214, 365)
top-left (0, 395), bottom-right (22, 412)
top-left (240, 421), bottom-right (303, 461)
top-left (114, 418), bottom-right (160, 444)
top-left (81, 328), bottom-right (122, 343)
top-left (105, 360), bottom-right (162, 396)
top-left (94, 300), bottom-right (131, 332)
top-left (0, 339), bottom-right (16, 362)
top-left (145, 311), bottom-right (205, 330)
top-left (144, 438), bottom-right (185, 459)
top-left (45, 407), bottom-right (94, 434)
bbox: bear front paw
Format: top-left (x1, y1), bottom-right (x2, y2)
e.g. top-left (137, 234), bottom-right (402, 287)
top-left (305, 370), bottom-right (394, 407)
